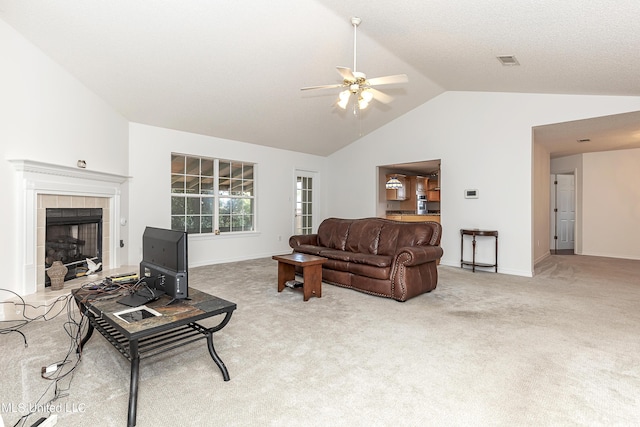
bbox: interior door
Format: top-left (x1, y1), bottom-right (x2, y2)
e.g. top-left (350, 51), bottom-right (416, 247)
top-left (555, 174), bottom-right (576, 251)
top-left (294, 171), bottom-right (315, 235)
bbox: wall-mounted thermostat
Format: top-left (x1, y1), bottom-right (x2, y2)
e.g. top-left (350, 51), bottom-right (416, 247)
top-left (464, 189), bottom-right (479, 199)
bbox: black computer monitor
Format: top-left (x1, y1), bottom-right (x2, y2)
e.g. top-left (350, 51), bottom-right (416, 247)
top-left (139, 226), bottom-right (189, 300)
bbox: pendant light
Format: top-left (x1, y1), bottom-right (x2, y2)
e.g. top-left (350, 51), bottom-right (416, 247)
top-left (385, 176), bottom-right (402, 189)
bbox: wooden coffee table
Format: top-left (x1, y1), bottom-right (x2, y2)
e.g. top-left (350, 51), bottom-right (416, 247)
top-left (272, 253), bottom-right (327, 301)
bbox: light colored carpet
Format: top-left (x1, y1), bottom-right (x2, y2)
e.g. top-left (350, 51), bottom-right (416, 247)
top-left (1, 255), bottom-right (639, 426)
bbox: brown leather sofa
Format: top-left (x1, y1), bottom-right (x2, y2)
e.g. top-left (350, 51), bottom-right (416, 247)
top-left (288, 217), bottom-right (443, 301)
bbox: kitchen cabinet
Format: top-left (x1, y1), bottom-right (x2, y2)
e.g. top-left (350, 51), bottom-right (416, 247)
top-left (386, 174), bottom-right (409, 201)
top-left (427, 178), bottom-right (440, 202)
top-left (415, 176), bottom-right (427, 195)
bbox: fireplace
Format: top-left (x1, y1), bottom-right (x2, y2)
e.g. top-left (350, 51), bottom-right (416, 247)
top-left (45, 208), bottom-right (103, 285)
top-left (9, 159), bottom-right (127, 297)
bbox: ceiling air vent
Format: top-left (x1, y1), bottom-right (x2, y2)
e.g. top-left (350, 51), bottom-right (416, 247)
top-left (497, 55), bottom-right (519, 66)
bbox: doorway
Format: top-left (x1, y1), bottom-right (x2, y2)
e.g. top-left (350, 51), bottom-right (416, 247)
top-left (551, 173), bottom-right (575, 254)
top-left (294, 170), bottom-right (316, 235)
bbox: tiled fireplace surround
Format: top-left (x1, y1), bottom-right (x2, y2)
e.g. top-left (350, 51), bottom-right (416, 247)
top-left (8, 160), bottom-right (128, 319)
top-left (37, 194), bottom-right (111, 285)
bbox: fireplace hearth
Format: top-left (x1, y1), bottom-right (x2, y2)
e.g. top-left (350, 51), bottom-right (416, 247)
top-left (45, 208), bottom-right (103, 285)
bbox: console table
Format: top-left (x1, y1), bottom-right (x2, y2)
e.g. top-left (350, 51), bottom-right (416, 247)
top-left (460, 229), bottom-right (498, 272)
top-left (72, 288), bottom-right (236, 427)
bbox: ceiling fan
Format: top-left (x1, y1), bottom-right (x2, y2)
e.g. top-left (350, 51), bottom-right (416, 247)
top-left (301, 17), bottom-right (408, 110)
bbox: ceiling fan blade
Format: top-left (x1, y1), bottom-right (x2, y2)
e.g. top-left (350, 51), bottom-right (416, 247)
top-left (336, 66), bottom-right (356, 82)
top-left (300, 83), bottom-right (345, 91)
top-left (368, 88), bottom-right (394, 104)
top-left (367, 74), bottom-right (408, 86)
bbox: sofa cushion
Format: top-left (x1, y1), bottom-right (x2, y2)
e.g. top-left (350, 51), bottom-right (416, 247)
top-left (348, 263), bottom-right (391, 280)
top-left (317, 218), bottom-right (351, 250)
top-left (318, 248), bottom-right (353, 262)
top-left (321, 258), bottom-right (350, 272)
top-left (347, 252), bottom-right (392, 267)
top-left (345, 219), bottom-right (383, 254)
top-left (294, 244), bottom-right (325, 256)
top-left (377, 222), bottom-right (434, 256)
top-left (318, 248), bottom-right (392, 267)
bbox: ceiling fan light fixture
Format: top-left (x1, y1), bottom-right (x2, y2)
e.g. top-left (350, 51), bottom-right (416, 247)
top-left (337, 90), bottom-right (350, 109)
top-left (300, 16), bottom-right (407, 112)
top-left (354, 89), bottom-right (373, 110)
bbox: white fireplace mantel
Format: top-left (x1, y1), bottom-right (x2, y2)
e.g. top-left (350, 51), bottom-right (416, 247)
top-left (9, 159), bottom-right (129, 296)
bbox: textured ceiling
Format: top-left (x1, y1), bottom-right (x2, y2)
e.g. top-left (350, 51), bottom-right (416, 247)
top-left (2, 0), bottom-right (640, 156)
top-left (534, 111), bottom-right (640, 159)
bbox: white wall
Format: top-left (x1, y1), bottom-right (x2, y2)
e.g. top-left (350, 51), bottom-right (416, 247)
top-left (327, 91), bottom-right (640, 276)
top-left (0, 19), bottom-right (129, 302)
top-left (0, 19), bottom-right (129, 174)
top-left (127, 123), bottom-right (328, 267)
top-left (582, 148), bottom-right (640, 259)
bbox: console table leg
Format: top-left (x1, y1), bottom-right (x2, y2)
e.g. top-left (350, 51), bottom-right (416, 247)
top-left (207, 332), bottom-right (230, 381)
top-left (128, 340), bottom-right (140, 427)
top-left (460, 233), bottom-right (464, 268)
top-left (472, 235), bottom-right (477, 273)
top-left (495, 235), bottom-right (499, 272)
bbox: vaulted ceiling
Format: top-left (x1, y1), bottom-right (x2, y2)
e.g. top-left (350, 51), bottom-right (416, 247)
top-left (2, 0), bottom-right (639, 156)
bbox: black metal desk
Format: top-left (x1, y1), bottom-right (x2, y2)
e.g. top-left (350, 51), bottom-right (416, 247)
top-left (460, 229), bottom-right (498, 272)
top-left (72, 288), bottom-right (236, 427)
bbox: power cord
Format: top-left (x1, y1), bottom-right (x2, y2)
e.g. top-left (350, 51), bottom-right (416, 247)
top-left (1, 289), bottom-right (73, 348)
top-left (10, 299), bottom-right (87, 427)
top-left (0, 289), bottom-right (87, 427)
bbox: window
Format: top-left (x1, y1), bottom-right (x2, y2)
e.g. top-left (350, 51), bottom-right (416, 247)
top-left (171, 154), bottom-right (255, 234)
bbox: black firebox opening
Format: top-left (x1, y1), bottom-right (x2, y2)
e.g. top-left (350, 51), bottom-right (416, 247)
top-left (45, 208), bottom-right (103, 286)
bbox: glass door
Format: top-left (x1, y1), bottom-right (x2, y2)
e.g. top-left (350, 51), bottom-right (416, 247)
top-left (295, 171), bottom-right (315, 235)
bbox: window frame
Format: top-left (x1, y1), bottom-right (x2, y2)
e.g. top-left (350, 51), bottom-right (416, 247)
top-left (171, 153), bottom-right (257, 235)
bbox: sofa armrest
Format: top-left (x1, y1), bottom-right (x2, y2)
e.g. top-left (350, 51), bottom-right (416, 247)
top-left (396, 245), bottom-right (443, 266)
top-left (289, 234), bottom-right (318, 248)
